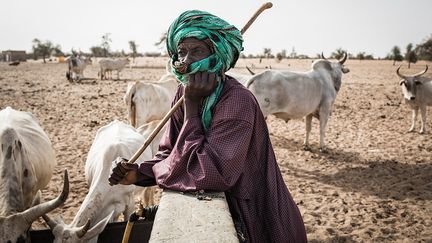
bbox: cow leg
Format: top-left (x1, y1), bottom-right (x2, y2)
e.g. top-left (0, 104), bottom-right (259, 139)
top-left (409, 109), bottom-right (418, 132)
top-left (318, 109), bottom-right (330, 153)
top-left (123, 196), bottom-right (135, 220)
top-left (303, 114), bottom-right (313, 151)
top-left (142, 186), bottom-right (156, 206)
top-left (419, 106), bottom-right (427, 134)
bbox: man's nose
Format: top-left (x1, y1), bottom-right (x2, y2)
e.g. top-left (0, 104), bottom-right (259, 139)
top-left (179, 52), bottom-right (191, 63)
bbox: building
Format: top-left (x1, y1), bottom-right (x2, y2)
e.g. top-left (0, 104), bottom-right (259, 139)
top-left (1, 50), bottom-right (27, 62)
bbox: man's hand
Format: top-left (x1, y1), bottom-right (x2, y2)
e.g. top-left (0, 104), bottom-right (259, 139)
top-left (108, 157), bottom-right (140, 186)
top-left (184, 71), bottom-right (218, 118)
top-left (184, 71), bottom-right (218, 101)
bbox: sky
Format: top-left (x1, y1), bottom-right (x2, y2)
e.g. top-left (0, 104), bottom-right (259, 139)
top-left (1, 0), bottom-right (431, 58)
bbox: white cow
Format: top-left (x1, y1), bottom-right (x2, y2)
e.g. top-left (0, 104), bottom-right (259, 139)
top-left (226, 70), bottom-right (254, 86)
top-left (98, 58), bottom-right (130, 80)
top-left (66, 56), bottom-right (92, 82)
top-left (226, 66), bottom-right (270, 86)
top-left (396, 65), bottom-right (432, 133)
top-left (43, 120), bottom-right (152, 243)
top-left (246, 53), bottom-right (350, 152)
top-left (124, 72), bottom-right (178, 128)
top-left (0, 107), bottom-right (69, 243)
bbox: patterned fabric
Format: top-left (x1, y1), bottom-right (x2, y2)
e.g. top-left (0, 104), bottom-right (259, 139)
top-left (137, 77), bottom-right (307, 243)
top-left (166, 10), bottom-right (244, 131)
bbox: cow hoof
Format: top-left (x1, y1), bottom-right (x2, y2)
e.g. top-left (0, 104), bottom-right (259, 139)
top-left (303, 146), bottom-right (311, 151)
top-left (419, 130), bottom-right (425, 134)
top-left (319, 148), bottom-right (328, 153)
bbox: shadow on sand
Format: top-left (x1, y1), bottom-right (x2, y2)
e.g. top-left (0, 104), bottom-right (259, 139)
top-left (271, 133), bottom-right (431, 201)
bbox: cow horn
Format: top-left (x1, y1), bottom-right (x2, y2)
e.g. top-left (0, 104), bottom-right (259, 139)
top-left (339, 52), bottom-right (347, 65)
top-left (396, 65), bottom-right (406, 79)
top-left (76, 219), bottom-right (91, 238)
top-left (20, 169), bottom-right (69, 224)
top-left (246, 66), bottom-right (255, 75)
top-left (414, 65), bottom-right (428, 77)
top-left (321, 52), bottom-right (327, 60)
top-left (42, 214), bottom-right (58, 229)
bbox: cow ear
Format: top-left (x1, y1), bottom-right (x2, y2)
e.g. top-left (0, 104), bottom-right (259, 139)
top-left (399, 80), bottom-right (406, 86)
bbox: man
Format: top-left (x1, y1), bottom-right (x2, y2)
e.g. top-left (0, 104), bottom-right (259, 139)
top-left (109, 10), bottom-right (307, 242)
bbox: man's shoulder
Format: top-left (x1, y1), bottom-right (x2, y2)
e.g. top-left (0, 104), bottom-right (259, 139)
top-left (218, 77), bottom-right (259, 112)
top-left (223, 76), bottom-right (256, 101)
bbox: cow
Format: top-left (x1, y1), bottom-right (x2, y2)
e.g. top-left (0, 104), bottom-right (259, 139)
top-left (226, 69), bottom-right (254, 86)
top-left (0, 106), bottom-right (69, 243)
top-left (43, 120), bottom-right (152, 243)
top-left (226, 66), bottom-right (273, 86)
top-left (124, 72), bottom-right (178, 128)
top-left (98, 58), bottom-right (130, 80)
top-left (246, 53), bottom-right (350, 152)
top-left (396, 65), bottom-right (431, 134)
top-left (66, 56), bottom-right (92, 82)
top-left (135, 119), bottom-right (168, 206)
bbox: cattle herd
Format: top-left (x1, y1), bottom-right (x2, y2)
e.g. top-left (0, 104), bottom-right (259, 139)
top-left (66, 56), bottom-right (130, 82)
top-left (1, 53), bottom-right (431, 242)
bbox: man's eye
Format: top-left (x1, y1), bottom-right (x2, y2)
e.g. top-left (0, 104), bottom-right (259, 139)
top-left (194, 49), bottom-right (204, 55)
top-left (178, 50), bottom-right (186, 56)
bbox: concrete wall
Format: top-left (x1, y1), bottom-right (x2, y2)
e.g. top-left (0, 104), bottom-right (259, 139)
top-left (149, 190), bottom-right (239, 243)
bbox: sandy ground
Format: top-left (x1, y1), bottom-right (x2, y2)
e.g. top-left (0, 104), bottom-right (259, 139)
top-left (0, 57), bottom-right (431, 242)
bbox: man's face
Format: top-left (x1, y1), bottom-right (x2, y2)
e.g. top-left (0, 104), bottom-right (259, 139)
top-left (177, 37), bottom-right (212, 64)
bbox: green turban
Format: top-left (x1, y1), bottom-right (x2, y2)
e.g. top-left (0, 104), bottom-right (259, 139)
top-left (166, 10), bottom-right (244, 131)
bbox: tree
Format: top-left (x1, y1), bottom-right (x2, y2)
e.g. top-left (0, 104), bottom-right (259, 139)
top-left (32, 39), bottom-right (61, 63)
top-left (51, 45), bottom-right (64, 57)
top-left (90, 46), bottom-right (105, 57)
top-left (364, 54), bottom-right (374, 60)
top-left (331, 48), bottom-right (346, 60)
top-left (416, 35), bottom-right (432, 61)
top-left (390, 46), bottom-right (403, 65)
top-left (129, 40), bottom-right (138, 62)
top-left (263, 48), bottom-right (272, 59)
top-left (276, 49), bottom-right (287, 62)
top-left (101, 33), bottom-right (112, 57)
top-left (405, 43), bottom-right (417, 68)
top-left (356, 52), bottom-right (365, 61)
top-left (154, 32), bottom-right (167, 46)
top-left (154, 32), bottom-right (168, 55)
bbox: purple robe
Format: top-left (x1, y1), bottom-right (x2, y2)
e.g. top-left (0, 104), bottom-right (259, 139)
top-left (137, 76), bottom-right (307, 243)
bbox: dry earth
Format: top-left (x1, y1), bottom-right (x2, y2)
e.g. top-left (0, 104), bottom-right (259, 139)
top-left (0, 57), bottom-right (431, 242)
